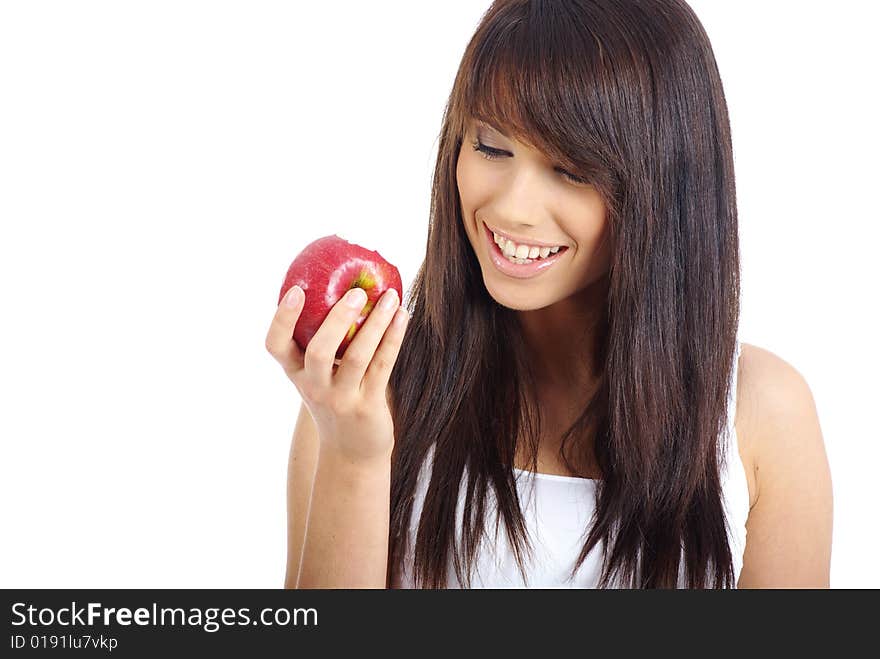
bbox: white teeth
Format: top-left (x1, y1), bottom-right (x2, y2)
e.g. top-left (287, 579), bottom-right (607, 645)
top-left (492, 231), bottom-right (563, 260)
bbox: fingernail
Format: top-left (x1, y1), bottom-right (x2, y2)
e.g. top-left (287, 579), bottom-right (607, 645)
top-left (284, 286), bottom-right (303, 307)
top-left (379, 289), bottom-right (398, 311)
top-left (344, 288), bottom-right (367, 308)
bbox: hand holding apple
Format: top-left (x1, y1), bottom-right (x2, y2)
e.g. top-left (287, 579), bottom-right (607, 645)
top-left (265, 234), bottom-right (409, 464)
top-left (277, 234), bottom-right (403, 360)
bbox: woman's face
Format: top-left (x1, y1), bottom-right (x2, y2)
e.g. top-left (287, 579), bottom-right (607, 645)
top-left (457, 117), bottom-right (612, 311)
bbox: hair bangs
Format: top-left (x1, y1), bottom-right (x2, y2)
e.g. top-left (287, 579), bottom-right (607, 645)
top-left (458, 4), bottom-right (616, 189)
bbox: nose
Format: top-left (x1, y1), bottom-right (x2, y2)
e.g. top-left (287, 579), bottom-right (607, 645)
top-left (490, 167), bottom-right (555, 230)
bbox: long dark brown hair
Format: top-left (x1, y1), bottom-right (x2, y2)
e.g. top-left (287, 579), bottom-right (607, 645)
top-left (386, 0), bottom-right (741, 588)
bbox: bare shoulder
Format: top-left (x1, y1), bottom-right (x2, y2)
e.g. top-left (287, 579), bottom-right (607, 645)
top-left (734, 342), bottom-right (833, 588)
top-left (735, 343), bottom-right (822, 502)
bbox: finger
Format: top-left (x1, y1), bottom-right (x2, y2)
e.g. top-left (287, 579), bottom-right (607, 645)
top-left (265, 285), bottom-right (306, 374)
top-left (333, 288), bottom-right (400, 392)
top-left (303, 287), bottom-right (369, 388)
top-left (361, 304), bottom-right (410, 402)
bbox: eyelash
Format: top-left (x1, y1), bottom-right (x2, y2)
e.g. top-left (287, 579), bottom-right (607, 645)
top-left (470, 139), bottom-right (588, 185)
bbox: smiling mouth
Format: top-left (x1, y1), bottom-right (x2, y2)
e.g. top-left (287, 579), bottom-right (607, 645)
top-left (482, 221), bottom-right (569, 278)
top-left (483, 222), bottom-right (569, 263)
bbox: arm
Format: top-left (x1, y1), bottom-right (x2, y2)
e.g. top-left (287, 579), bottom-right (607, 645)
top-left (267, 284), bottom-right (408, 589)
top-left (296, 444), bottom-right (392, 589)
top-left (284, 401), bottom-right (320, 589)
top-left (736, 347), bottom-right (833, 588)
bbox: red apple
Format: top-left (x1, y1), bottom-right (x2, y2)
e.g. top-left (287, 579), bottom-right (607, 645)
top-left (278, 235), bottom-right (403, 360)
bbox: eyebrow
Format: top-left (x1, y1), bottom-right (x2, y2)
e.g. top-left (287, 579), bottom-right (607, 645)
top-left (474, 116), bottom-right (511, 139)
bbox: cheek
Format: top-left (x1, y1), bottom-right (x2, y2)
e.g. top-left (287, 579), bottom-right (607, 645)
top-left (456, 150), bottom-right (484, 239)
top-left (572, 195), bottom-right (609, 249)
top-left (456, 148), bottom-right (477, 209)
top-left (566, 199), bottom-right (612, 272)
top-left (455, 152), bottom-right (465, 208)
top-left (583, 220), bottom-right (607, 248)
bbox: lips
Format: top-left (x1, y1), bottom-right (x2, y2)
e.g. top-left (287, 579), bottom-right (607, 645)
top-left (482, 222), bottom-right (569, 279)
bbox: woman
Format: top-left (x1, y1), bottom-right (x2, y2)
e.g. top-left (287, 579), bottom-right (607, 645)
top-left (266, 0), bottom-right (832, 588)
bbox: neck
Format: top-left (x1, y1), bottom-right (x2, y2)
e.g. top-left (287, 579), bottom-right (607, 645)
top-left (516, 276), bottom-right (609, 391)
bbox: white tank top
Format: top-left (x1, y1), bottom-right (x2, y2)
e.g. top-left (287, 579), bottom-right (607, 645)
top-left (394, 340), bottom-right (749, 588)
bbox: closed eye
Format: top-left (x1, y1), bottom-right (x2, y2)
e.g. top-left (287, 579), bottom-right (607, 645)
top-left (471, 139), bottom-right (588, 185)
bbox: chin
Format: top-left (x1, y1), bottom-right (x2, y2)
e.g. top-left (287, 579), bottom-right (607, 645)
top-left (483, 282), bottom-right (549, 311)
top-left (494, 299), bottom-right (534, 311)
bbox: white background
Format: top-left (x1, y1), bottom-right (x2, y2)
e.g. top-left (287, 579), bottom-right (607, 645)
top-left (1, 1), bottom-right (877, 588)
